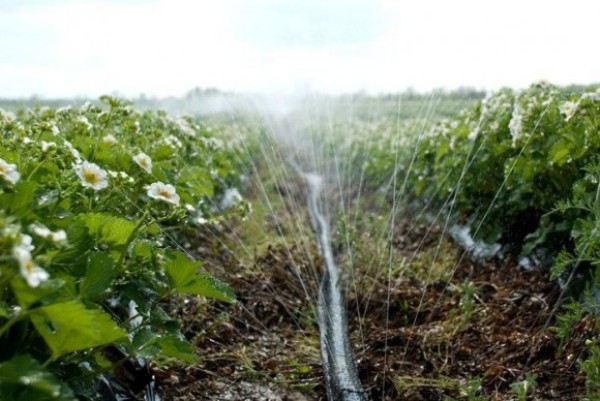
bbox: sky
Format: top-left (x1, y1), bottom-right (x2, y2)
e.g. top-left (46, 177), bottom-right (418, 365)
top-left (0, 0), bottom-right (599, 98)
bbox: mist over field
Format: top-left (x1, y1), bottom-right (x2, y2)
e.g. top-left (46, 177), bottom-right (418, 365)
top-left (1, 2), bottom-right (600, 401)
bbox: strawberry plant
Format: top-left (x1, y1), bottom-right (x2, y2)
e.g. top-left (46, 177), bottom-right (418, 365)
top-left (0, 98), bottom-right (248, 399)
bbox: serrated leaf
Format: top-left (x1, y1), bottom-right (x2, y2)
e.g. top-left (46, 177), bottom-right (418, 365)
top-left (163, 251), bottom-right (200, 289)
top-left (179, 272), bottom-right (235, 303)
top-left (0, 355), bottom-right (75, 401)
top-left (10, 181), bottom-right (37, 218)
top-left (163, 251), bottom-right (234, 302)
top-left (30, 301), bottom-right (126, 358)
top-left (132, 240), bottom-right (154, 260)
top-left (10, 278), bottom-right (65, 309)
top-left (132, 328), bottom-right (161, 359)
top-left (80, 252), bottom-right (116, 301)
top-left (81, 213), bottom-right (137, 246)
top-left (154, 334), bottom-right (197, 363)
top-left (131, 328), bottom-right (196, 363)
top-left (178, 166), bottom-right (214, 197)
top-left (549, 141), bottom-right (571, 165)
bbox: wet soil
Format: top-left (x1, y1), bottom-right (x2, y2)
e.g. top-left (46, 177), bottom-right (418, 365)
top-left (158, 176), bottom-right (597, 400)
top-left (350, 221), bottom-right (597, 400)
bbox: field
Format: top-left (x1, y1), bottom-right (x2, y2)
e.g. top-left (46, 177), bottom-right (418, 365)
top-left (1, 83), bottom-right (599, 400)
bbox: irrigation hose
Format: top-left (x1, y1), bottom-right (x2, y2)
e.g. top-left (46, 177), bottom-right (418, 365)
top-left (301, 171), bottom-right (369, 401)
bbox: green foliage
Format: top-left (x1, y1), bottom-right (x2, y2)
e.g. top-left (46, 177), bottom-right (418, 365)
top-left (343, 83), bottom-right (600, 290)
top-left (337, 84), bottom-right (600, 398)
top-left (444, 378), bottom-right (488, 401)
top-left (457, 281), bottom-right (479, 329)
top-left (510, 372), bottom-right (538, 401)
top-left (81, 213), bottom-right (138, 246)
top-left (551, 301), bottom-right (585, 350)
top-left (163, 250), bottom-right (235, 302)
top-left (357, 84), bottom-right (599, 257)
top-left (580, 346), bottom-right (600, 398)
top-left (0, 98), bottom-right (249, 398)
top-left (30, 301), bottom-right (126, 359)
top-left (0, 355), bottom-right (75, 401)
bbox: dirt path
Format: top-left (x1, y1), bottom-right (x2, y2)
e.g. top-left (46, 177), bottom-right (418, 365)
top-left (158, 171), bottom-right (596, 400)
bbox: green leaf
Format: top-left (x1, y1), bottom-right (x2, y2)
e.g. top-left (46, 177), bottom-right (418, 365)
top-left (0, 355), bottom-right (75, 401)
top-left (179, 272), bottom-right (235, 303)
top-left (163, 251), bottom-right (200, 289)
top-left (549, 141), bottom-right (571, 165)
top-left (132, 328), bottom-right (161, 359)
top-left (152, 144), bottom-right (175, 161)
top-left (178, 166), bottom-right (214, 197)
top-left (30, 301), bottom-right (126, 358)
top-left (163, 251), bottom-right (234, 302)
top-left (81, 213), bottom-right (137, 246)
top-left (154, 334), bottom-right (197, 363)
top-left (132, 329), bottom-right (196, 363)
top-left (10, 278), bottom-right (65, 309)
top-left (11, 181), bottom-right (38, 218)
top-left (80, 252), bottom-right (116, 301)
top-left (132, 240), bottom-right (154, 260)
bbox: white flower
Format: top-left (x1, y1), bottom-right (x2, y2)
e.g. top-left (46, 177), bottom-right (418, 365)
top-left (582, 89), bottom-right (600, 101)
top-left (177, 119), bottom-right (196, 137)
top-left (559, 101), bottom-right (578, 121)
top-left (74, 161), bottom-right (108, 190)
top-left (30, 224), bottom-right (51, 238)
top-left (41, 141), bottom-right (56, 152)
top-left (133, 152), bottom-right (152, 174)
top-left (12, 245), bottom-right (49, 287)
top-left (29, 224), bottom-right (67, 243)
top-left (2, 224), bottom-right (20, 238)
top-left (467, 126), bottom-right (480, 141)
top-left (220, 188), bottom-right (243, 209)
top-left (80, 101), bottom-right (92, 111)
top-left (195, 216), bottom-right (208, 225)
top-left (77, 116), bottom-right (93, 130)
top-left (22, 136), bottom-right (33, 144)
top-left (164, 135), bottom-right (183, 148)
top-left (51, 125), bottom-right (60, 135)
top-left (509, 104), bottom-right (524, 146)
top-left (19, 234), bottom-right (35, 252)
top-left (146, 182), bottom-right (180, 205)
top-left (64, 141), bottom-right (82, 163)
top-left (51, 230), bottom-right (67, 242)
top-left (2, 110), bottom-right (16, 123)
top-left (128, 300), bottom-right (143, 329)
top-left (202, 137), bottom-right (223, 149)
top-left (57, 105), bottom-right (72, 113)
top-left (185, 203), bottom-right (196, 212)
top-left (102, 134), bottom-right (117, 144)
top-left (0, 158), bottom-right (20, 184)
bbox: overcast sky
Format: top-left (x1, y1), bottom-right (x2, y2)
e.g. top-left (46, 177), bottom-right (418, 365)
top-left (1, 0), bottom-right (599, 98)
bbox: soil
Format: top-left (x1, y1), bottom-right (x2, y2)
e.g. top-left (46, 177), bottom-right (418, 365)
top-left (157, 175), bottom-right (597, 401)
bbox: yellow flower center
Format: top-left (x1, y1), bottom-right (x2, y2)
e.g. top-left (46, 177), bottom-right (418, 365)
top-left (84, 170), bottom-right (99, 184)
top-left (23, 260), bottom-right (34, 273)
top-left (158, 189), bottom-right (171, 198)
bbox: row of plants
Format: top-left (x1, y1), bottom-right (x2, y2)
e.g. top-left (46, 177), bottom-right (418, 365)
top-left (345, 82), bottom-right (600, 397)
top-left (342, 83), bottom-right (599, 274)
top-left (403, 83), bottom-right (600, 279)
top-left (0, 97), bottom-right (250, 400)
